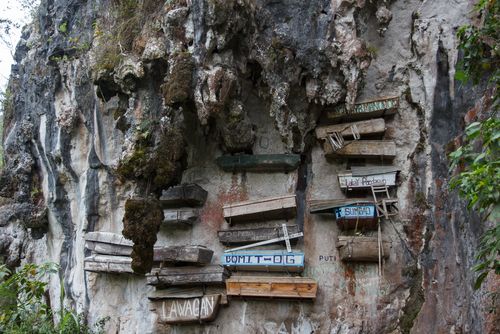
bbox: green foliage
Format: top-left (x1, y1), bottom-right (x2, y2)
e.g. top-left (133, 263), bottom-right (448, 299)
top-left (58, 21), bottom-right (68, 34)
top-left (0, 263), bottom-right (107, 333)
top-left (450, 0), bottom-right (500, 290)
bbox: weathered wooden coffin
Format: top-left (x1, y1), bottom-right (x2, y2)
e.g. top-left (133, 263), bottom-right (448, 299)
top-left (84, 254), bottom-right (134, 274)
top-left (223, 195), bottom-right (296, 223)
top-left (218, 225), bottom-right (300, 245)
top-left (221, 251), bottom-right (304, 272)
top-left (153, 245), bottom-right (213, 265)
top-left (159, 184), bottom-right (208, 208)
top-left (309, 200), bottom-right (378, 230)
top-left (338, 166), bottom-right (400, 190)
top-left (328, 96), bottom-right (399, 122)
top-left (323, 140), bottom-right (396, 159)
top-left (147, 266), bottom-right (230, 288)
top-left (149, 294), bottom-right (221, 324)
top-left (163, 209), bottom-right (199, 225)
top-left (226, 276), bottom-right (317, 299)
top-left (216, 154), bottom-right (301, 173)
top-left (85, 232), bottom-right (133, 256)
top-left (315, 118), bottom-right (386, 140)
top-left (337, 236), bottom-right (391, 262)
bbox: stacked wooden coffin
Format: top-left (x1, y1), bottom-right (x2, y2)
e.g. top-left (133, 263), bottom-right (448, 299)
top-left (159, 183), bottom-right (208, 227)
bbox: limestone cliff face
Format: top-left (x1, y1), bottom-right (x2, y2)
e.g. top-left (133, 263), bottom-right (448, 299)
top-left (0, 0), bottom-right (494, 333)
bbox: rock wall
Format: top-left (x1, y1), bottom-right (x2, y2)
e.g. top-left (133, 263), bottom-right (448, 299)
top-left (0, 0), bottom-right (494, 333)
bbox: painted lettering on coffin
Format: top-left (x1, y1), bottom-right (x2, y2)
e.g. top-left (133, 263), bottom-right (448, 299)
top-left (334, 205), bottom-right (376, 220)
top-left (222, 253), bottom-right (304, 266)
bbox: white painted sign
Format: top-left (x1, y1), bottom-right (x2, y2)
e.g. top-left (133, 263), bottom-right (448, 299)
top-left (153, 294), bottom-right (221, 324)
top-left (222, 251), bottom-right (304, 272)
top-left (338, 172), bottom-right (397, 189)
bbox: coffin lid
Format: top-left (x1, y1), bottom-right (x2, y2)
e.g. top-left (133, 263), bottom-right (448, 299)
top-left (349, 166), bottom-right (401, 176)
top-left (309, 199), bottom-right (374, 213)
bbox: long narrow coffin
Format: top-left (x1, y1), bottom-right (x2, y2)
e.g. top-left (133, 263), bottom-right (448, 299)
top-left (216, 154), bottom-right (301, 173)
top-left (84, 254), bottom-right (134, 274)
top-left (309, 200), bottom-right (378, 230)
top-left (323, 140), bottom-right (396, 159)
top-left (147, 266), bottom-right (230, 288)
top-left (163, 209), bottom-right (199, 226)
top-left (338, 166), bottom-right (400, 190)
top-left (223, 195), bottom-right (296, 223)
top-left (218, 225), bottom-right (300, 245)
top-left (149, 294), bottom-right (221, 324)
top-left (153, 246), bottom-right (213, 265)
top-left (337, 236), bottom-right (391, 262)
top-left (222, 251), bottom-right (304, 272)
top-left (85, 232), bottom-right (133, 256)
top-left (315, 118), bottom-right (386, 140)
top-left (226, 276), bottom-right (317, 299)
top-left (327, 96), bottom-right (399, 122)
top-left (160, 184), bottom-right (208, 208)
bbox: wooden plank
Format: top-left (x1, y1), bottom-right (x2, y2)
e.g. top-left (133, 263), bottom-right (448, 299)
top-left (350, 166), bottom-right (401, 176)
top-left (338, 171), bottom-right (398, 190)
top-left (221, 251), bottom-right (304, 272)
top-left (327, 96), bottom-right (399, 122)
top-left (163, 209), bottom-right (199, 225)
top-left (216, 154), bottom-right (301, 173)
top-left (147, 266), bottom-right (229, 288)
top-left (226, 276), bottom-right (317, 299)
top-left (223, 195), bottom-right (296, 223)
top-left (148, 287), bottom-right (226, 300)
top-left (149, 294), bottom-right (221, 324)
top-left (315, 118), bottom-right (386, 139)
top-left (323, 140), bottom-right (396, 158)
top-left (159, 184), bottom-right (208, 208)
top-left (337, 236), bottom-right (391, 262)
top-left (218, 225), bottom-right (300, 245)
top-left (83, 255), bottom-right (135, 274)
top-left (153, 246), bottom-right (213, 265)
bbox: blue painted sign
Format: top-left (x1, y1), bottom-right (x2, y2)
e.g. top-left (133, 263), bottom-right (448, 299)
top-left (221, 251), bottom-right (304, 272)
top-left (334, 205), bottom-right (376, 220)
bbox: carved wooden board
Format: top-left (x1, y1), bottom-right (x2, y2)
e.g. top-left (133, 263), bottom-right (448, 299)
top-left (323, 140), bottom-right (396, 158)
top-left (337, 236), bottom-right (391, 262)
top-left (216, 154), bottom-right (301, 172)
top-left (153, 245), bottom-right (213, 265)
top-left (83, 254), bottom-right (135, 274)
top-left (315, 118), bottom-right (386, 139)
top-left (159, 183), bottom-right (208, 208)
top-left (222, 251), bottom-right (304, 272)
top-left (328, 96), bottom-right (398, 121)
top-left (150, 294), bottom-right (221, 324)
top-left (338, 170), bottom-right (398, 190)
top-left (163, 209), bottom-right (199, 225)
top-left (147, 266), bottom-right (229, 288)
top-left (218, 225), bottom-right (300, 245)
top-left (226, 276), bottom-right (317, 299)
top-left (223, 195), bottom-right (296, 223)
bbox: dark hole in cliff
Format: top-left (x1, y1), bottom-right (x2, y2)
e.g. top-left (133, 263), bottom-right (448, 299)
top-left (122, 198), bottom-right (163, 274)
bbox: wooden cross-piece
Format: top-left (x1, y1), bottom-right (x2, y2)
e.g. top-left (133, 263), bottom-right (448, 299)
top-left (224, 225), bottom-right (303, 253)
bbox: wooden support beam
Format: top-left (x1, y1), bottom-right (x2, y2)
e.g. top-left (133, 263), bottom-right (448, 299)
top-left (149, 294), bottom-right (221, 324)
top-left (337, 236), bottom-right (391, 262)
top-left (146, 266), bottom-right (229, 288)
top-left (216, 154), bottom-right (301, 173)
top-left (323, 140), bottom-right (396, 159)
top-left (223, 195), bottom-right (296, 223)
top-left (315, 118), bottom-right (386, 140)
top-left (159, 184), bottom-right (208, 208)
top-left (226, 276), bottom-right (317, 299)
top-left (218, 225), bottom-right (300, 245)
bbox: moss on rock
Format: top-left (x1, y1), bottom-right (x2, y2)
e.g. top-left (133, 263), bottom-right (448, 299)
top-left (162, 52), bottom-right (194, 105)
top-left (122, 198), bottom-right (163, 274)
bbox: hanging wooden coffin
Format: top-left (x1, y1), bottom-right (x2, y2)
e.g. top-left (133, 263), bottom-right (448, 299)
top-left (315, 118), bottom-right (386, 140)
top-left (218, 225), bottom-right (300, 245)
top-left (153, 245), bottom-right (213, 265)
top-left (162, 209), bottom-right (199, 226)
top-left (323, 140), bottom-right (396, 159)
top-left (223, 195), bottom-right (296, 223)
top-left (335, 204), bottom-right (378, 230)
top-left (83, 254), bottom-right (134, 274)
top-left (337, 236), bottom-right (391, 262)
top-left (85, 232), bottom-right (133, 256)
top-left (327, 96), bottom-right (398, 122)
top-left (149, 294), bottom-right (222, 324)
top-left (221, 251), bottom-right (304, 272)
top-left (147, 266), bottom-right (230, 288)
top-left (226, 276), bottom-right (317, 299)
top-left (338, 166), bottom-right (400, 190)
top-left (159, 184), bottom-right (208, 208)
top-left (216, 154), bottom-right (301, 173)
